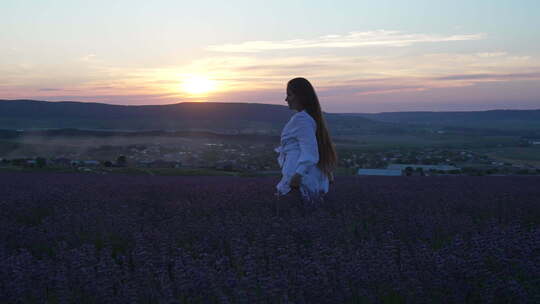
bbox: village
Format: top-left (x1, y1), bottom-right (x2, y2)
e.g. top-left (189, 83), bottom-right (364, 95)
top-left (1, 140), bottom-right (539, 176)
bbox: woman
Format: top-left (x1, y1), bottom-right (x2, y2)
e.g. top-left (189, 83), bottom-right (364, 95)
top-left (274, 77), bottom-right (337, 204)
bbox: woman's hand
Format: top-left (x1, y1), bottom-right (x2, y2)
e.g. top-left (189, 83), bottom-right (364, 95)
top-left (290, 173), bottom-right (302, 189)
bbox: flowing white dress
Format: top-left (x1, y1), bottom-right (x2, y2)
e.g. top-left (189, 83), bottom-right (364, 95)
top-left (274, 110), bottom-right (329, 202)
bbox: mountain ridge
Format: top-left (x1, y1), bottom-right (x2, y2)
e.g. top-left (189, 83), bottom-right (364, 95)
top-left (0, 99), bottom-right (384, 135)
top-left (2, 99), bottom-right (539, 134)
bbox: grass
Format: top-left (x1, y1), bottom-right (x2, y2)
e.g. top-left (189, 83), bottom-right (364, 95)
top-left (109, 167), bottom-right (241, 176)
top-left (480, 146), bottom-right (540, 166)
top-left (0, 166), bottom-right (242, 176)
top-left (337, 134), bottom-right (521, 150)
top-left (0, 165), bottom-right (360, 177)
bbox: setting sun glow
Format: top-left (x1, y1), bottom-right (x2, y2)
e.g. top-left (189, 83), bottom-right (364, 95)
top-left (181, 76), bottom-right (217, 96)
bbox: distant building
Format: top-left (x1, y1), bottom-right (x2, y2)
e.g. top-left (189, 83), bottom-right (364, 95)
top-left (357, 169), bottom-right (403, 176)
top-left (137, 160), bottom-right (152, 167)
top-left (82, 160), bottom-right (100, 167)
top-left (214, 160), bottom-right (237, 171)
top-left (70, 160), bottom-right (100, 167)
top-left (387, 164), bottom-right (460, 172)
top-left (51, 157), bottom-right (71, 167)
top-left (138, 160), bottom-right (179, 168)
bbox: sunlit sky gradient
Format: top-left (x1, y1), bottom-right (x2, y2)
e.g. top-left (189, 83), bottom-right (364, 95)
top-left (1, 0), bottom-right (539, 113)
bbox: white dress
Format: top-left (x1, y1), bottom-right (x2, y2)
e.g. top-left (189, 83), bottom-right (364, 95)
top-left (274, 110), bottom-right (329, 202)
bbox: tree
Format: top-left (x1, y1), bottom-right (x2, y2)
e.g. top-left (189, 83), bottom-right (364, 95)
top-left (116, 155), bottom-right (127, 167)
top-left (36, 157), bottom-right (47, 168)
top-left (201, 149), bottom-right (220, 163)
top-left (12, 158), bottom-right (26, 166)
top-left (405, 166), bottom-right (414, 176)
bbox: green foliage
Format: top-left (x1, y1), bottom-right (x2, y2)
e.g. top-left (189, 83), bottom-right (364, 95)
top-left (379, 289), bottom-right (406, 304)
top-left (36, 157), bottom-right (47, 168)
top-left (116, 155), bottom-right (127, 167)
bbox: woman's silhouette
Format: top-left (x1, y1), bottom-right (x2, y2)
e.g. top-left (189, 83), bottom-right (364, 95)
top-left (275, 77), bottom-right (337, 204)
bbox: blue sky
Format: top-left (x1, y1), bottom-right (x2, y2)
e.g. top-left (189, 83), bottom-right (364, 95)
top-left (1, 0), bottom-right (539, 112)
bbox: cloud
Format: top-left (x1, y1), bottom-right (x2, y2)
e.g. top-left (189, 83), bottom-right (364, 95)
top-left (5, 50), bottom-right (539, 105)
top-left (316, 83), bottom-right (429, 97)
top-left (3, 33), bottom-right (539, 112)
top-left (205, 30), bottom-right (484, 53)
top-left (80, 54), bottom-right (97, 61)
top-left (355, 87), bottom-right (428, 96)
top-left (171, 51), bottom-right (540, 91)
top-left (237, 63), bottom-right (331, 72)
top-left (27, 93), bottom-right (183, 105)
top-left (90, 86), bottom-right (116, 90)
top-left (435, 72), bottom-right (540, 81)
top-left (476, 52), bottom-right (507, 58)
top-left (38, 88), bottom-right (63, 91)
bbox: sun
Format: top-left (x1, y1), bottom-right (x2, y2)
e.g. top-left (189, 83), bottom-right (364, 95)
top-left (181, 75), bottom-right (217, 96)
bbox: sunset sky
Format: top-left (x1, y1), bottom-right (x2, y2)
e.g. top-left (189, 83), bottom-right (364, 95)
top-left (1, 0), bottom-right (539, 113)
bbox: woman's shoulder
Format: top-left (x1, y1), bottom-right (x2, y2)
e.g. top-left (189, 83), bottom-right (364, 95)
top-left (293, 110), bottom-right (316, 127)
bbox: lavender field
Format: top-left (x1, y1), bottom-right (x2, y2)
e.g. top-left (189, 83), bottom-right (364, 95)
top-left (1, 172), bottom-right (539, 303)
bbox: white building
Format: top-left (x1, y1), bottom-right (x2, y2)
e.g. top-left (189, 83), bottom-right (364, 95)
top-left (82, 160), bottom-right (100, 166)
top-left (387, 164), bottom-right (460, 171)
top-left (357, 169), bottom-right (403, 176)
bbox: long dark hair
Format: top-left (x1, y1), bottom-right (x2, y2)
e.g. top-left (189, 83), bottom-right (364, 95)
top-left (287, 77), bottom-right (337, 179)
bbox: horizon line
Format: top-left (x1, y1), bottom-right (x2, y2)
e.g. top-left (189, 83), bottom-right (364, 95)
top-left (1, 98), bottom-right (539, 114)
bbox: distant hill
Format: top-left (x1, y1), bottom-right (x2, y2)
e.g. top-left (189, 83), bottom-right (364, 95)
top-left (348, 110), bottom-right (540, 131)
top-left (0, 99), bottom-right (291, 133)
top-left (0, 99), bottom-right (393, 135)
top-left (2, 99), bottom-right (538, 136)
